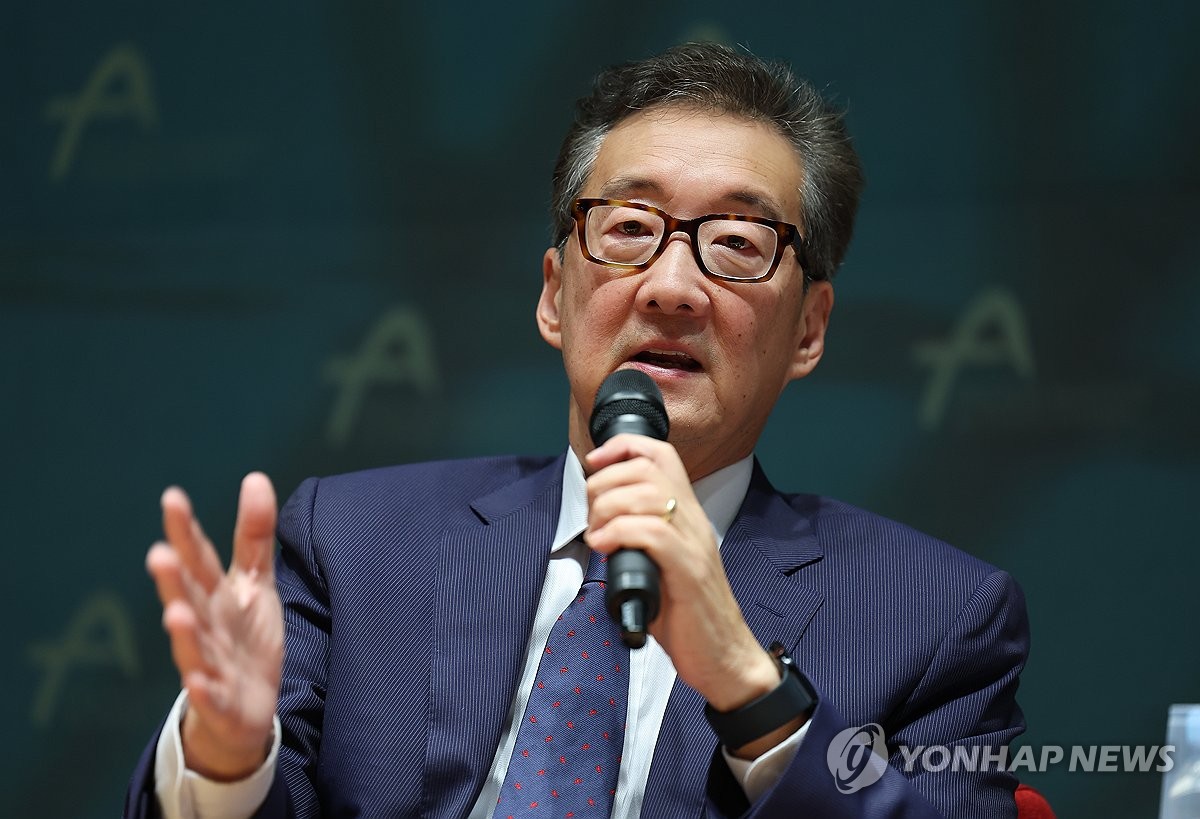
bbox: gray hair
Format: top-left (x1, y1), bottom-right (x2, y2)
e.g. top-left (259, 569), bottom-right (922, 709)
top-left (551, 42), bottom-right (865, 282)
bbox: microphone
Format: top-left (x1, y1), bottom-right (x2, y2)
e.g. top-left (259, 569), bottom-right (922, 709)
top-left (588, 369), bottom-right (669, 649)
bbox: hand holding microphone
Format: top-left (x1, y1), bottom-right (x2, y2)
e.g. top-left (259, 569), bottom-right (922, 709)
top-left (585, 372), bottom-right (789, 723)
top-left (587, 369), bottom-right (669, 649)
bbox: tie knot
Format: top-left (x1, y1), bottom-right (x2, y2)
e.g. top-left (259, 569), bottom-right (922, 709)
top-left (583, 549), bottom-right (608, 585)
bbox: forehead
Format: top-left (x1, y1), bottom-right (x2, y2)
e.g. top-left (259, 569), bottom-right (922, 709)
top-left (583, 106), bottom-right (805, 224)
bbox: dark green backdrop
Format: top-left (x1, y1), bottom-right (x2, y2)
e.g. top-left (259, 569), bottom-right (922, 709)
top-left (4, 2), bottom-right (1198, 816)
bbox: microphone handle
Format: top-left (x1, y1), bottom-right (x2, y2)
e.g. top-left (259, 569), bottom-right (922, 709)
top-left (594, 413), bottom-right (665, 648)
top-left (606, 549), bottom-right (660, 649)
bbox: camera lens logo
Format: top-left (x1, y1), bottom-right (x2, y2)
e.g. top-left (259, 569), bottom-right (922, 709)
top-left (826, 723), bottom-right (889, 794)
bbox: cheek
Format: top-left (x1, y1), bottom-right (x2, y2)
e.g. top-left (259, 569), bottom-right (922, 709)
top-left (560, 277), bottom-right (628, 349)
top-left (715, 293), bottom-right (768, 361)
top-left (572, 274), bottom-right (632, 316)
top-left (714, 294), bottom-right (798, 394)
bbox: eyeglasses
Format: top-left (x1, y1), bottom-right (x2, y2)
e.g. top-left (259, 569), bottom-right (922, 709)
top-left (570, 198), bottom-right (810, 283)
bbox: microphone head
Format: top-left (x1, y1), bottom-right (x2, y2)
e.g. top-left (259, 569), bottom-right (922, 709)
top-left (589, 369), bottom-right (669, 445)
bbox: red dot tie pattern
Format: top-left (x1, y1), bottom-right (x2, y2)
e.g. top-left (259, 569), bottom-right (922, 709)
top-left (493, 550), bottom-right (629, 818)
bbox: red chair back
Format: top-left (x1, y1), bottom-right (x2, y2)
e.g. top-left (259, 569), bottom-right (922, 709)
top-left (1015, 783), bottom-right (1055, 818)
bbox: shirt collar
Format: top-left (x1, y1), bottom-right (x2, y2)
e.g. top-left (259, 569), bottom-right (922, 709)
top-left (551, 449), bottom-right (754, 554)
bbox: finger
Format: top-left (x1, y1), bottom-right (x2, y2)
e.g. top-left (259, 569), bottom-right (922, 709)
top-left (162, 487), bottom-right (225, 593)
top-left (584, 514), bottom-right (676, 556)
top-left (147, 543), bottom-right (211, 624)
top-left (585, 433), bottom-right (675, 473)
top-left (232, 472), bottom-right (278, 577)
top-left (184, 670), bottom-right (231, 719)
top-left (181, 670), bottom-right (218, 717)
top-left (162, 599), bottom-right (216, 680)
top-left (588, 482), bottom-right (669, 532)
top-left (585, 455), bottom-right (663, 499)
top-left (181, 670), bottom-right (239, 733)
top-left (147, 543), bottom-right (188, 608)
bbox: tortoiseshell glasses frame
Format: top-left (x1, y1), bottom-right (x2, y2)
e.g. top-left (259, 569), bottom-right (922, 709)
top-left (569, 198), bottom-right (811, 283)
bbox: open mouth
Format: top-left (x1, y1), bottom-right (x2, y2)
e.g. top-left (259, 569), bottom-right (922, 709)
top-left (631, 349), bottom-right (703, 372)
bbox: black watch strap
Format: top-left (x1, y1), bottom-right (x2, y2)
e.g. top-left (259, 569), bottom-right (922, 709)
top-left (703, 642), bottom-right (816, 749)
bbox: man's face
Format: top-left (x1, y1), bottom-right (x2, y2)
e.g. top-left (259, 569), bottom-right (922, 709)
top-left (537, 107), bottom-right (834, 480)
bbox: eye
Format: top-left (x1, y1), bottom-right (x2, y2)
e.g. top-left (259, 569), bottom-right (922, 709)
top-left (617, 220), bottom-right (650, 236)
top-left (711, 231), bottom-right (765, 257)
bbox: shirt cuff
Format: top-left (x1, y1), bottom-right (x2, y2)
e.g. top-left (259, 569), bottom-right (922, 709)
top-left (721, 719), bottom-right (810, 804)
top-left (153, 690), bottom-right (281, 819)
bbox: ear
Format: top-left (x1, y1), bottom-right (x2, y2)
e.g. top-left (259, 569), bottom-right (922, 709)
top-left (787, 280), bottom-right (834, 381)
top-left (536, 246), bottom-right (564, 350)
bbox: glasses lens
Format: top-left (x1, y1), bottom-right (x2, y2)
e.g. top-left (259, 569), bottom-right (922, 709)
top-left (584, 205), bottom-right (664, 265)
top-left (697, 220), bottom-right (779, 280)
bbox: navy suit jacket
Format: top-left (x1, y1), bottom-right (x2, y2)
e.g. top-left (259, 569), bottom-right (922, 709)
top-left (126, 453), bottom-right (1028, 817)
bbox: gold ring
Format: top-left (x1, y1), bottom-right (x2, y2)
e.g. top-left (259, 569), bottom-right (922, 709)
top-left (662, 496), bottom-right (677, 524)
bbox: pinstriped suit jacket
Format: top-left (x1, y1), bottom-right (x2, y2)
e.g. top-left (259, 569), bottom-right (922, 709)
top-left (125, 453), bottom-right (1028, 818)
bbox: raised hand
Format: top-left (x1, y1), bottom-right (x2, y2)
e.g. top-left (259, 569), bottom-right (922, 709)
top-left (145, 472), bottom-right (284, 780)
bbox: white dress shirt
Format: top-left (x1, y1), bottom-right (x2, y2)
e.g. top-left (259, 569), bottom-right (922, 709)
top-left (155, 451), bottom-right (805, 817)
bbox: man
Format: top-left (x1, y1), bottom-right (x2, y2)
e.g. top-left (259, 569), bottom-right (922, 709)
top-left (127, 42), bottom-right (1028, 817)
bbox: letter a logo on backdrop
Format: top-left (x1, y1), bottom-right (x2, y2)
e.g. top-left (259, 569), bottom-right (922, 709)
top-left (324, 306), bottom-right (439, 446)
top-left (44, 43), bottom-right (158, 182)
top-left (912, 288), bottom-right (1035, 431)
top-left (27, 591), bottom-right (139, 727)
top-left (827, 723), bottom-right (890, 794)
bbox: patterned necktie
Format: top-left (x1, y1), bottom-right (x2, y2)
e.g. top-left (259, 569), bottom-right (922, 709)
top-left (493, 549), bottom-right (629, 818)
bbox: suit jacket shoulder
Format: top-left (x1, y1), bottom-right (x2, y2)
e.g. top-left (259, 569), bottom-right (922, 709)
top-left (269, 452), bottom-right (568, 818)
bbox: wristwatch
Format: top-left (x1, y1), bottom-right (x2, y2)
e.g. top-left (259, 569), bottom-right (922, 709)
top-left (703, 642), bottom-right (816, 749)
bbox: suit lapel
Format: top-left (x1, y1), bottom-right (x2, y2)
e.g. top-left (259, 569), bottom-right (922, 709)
top-left (642, 462), bottom-right (825, 817)
top-left (420, 455), bottom-right (565, 819)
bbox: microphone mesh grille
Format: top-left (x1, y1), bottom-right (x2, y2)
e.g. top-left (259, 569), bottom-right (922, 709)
top-left (589, 370), bottom-right (669, 443)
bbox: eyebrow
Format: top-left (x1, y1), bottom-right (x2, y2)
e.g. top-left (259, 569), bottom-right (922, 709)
top-left (597, 176), bottom-right (790, 223)
top-left (597, 176), bottom-right (663, 201)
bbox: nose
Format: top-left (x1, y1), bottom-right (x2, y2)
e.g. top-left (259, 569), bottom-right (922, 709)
top-left (636, 233), bottom-right (711, 318)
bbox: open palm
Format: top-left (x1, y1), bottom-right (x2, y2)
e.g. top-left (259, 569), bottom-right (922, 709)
top-left (146, 472), bottom-right (283, 780)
